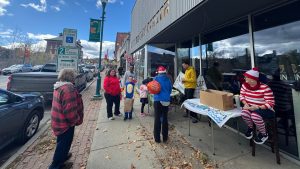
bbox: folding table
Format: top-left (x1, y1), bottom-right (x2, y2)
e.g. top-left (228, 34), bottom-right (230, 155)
top-left (182, 98), bottom-right (242, 155)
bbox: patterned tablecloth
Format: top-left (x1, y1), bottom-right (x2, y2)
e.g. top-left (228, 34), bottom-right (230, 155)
top-left (182, 98), bottom-right (242, 127)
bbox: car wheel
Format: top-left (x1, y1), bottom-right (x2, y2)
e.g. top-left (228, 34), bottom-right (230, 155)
top-left (18, 110), bottom-right (40, 144)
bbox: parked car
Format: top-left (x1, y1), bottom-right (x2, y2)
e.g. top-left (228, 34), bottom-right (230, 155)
top-left (8, 63), bottom-right (87, 101)
top-left (32, 65), bottom-right (44, 72)
top-left (85, 65), bottom-right (98, 77)
top-left (2, 65), bottom-right (17, 75)
top-left (0, 89), bottom-right (44, 150)
top-left (83, 68), bottom-right (94, 82)
top-left (13, 64), bottom-right (32, 73)
top-left (3, 64), bottom-right (32, 75)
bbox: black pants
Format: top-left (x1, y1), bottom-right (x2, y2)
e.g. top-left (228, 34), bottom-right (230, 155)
top-left (49, 127), bottom-right (75, 169)
top-left (141, 103), bottom-right (146, 113)
top-left (184, 88), bottom-right (197, 118)
top-left (154, 101), bottom-right (168, 142)
top-left (104, 93), bottom-right (120, 118)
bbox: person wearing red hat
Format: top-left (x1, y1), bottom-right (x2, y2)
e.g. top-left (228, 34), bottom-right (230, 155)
top-left (153, 66), bottom-right (172, 143)
top-left (240, 67), bottom-right (275, 144)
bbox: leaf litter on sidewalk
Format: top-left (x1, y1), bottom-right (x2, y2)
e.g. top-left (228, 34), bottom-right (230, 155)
top-left (133, 123), bottom-right (216, 169)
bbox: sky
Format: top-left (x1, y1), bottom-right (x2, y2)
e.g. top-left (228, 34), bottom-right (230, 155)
top-left (0, 0), bottom-right (135, 59)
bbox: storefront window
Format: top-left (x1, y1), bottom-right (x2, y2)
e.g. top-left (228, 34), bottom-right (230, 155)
top-left (177, 48), bottom-right (190, 74)
top-left (253, 1), bottom-right (300, 157)
top-left (133, 48), bottom-right (145, 87)
top-left (147, 45), bottom-right (175, 81)
top-left (191, 46), bottom-right (200, 77)
top-left (202, 19), bottom-right (251, 94)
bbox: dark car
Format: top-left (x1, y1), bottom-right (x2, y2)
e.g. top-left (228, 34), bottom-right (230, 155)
top-left (8, 63), bottom-right (87, 101)
top-left (0, 89), bottom-right (44, 150)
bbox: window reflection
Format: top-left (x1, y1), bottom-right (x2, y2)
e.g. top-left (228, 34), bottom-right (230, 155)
top-left (202, 34), bottom-right (251, 94)
top-left (253, 1), bottom-right (300, 157)
top-left (147, 45), bottom-right (175, 81)
top-left (177, 48), bottom-right (190, 74)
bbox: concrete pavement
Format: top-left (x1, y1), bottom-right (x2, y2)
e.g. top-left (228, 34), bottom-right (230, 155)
top-left (87, 99), bottom-right (209, 169)
top-left (88, 96), bottom-right (300, 169)
top-left (2, 71), bottom-right (299, 169)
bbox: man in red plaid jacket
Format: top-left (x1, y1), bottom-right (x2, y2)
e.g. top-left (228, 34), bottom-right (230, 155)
top-left (49, 69), bottom-right (84, 169)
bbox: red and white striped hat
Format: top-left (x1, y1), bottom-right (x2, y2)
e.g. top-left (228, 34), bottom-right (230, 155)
top-left (244, 67), bottom-right (259, 81)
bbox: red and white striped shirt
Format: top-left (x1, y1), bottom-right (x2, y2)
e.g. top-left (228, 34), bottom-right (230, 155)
top-left (240, 83), bottom-right (275, 109)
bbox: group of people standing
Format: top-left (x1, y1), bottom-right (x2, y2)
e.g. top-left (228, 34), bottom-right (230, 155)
top-left (103, 64), bottom-right (173, 143)
top-left (48, 59), bottom-right (276, 168)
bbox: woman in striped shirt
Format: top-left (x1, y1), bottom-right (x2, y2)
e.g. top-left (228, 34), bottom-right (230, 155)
top-left (240, 68), bottom-right (275, 144)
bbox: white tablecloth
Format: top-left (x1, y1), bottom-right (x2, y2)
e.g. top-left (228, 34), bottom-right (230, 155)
top-left (182, 99), bottom-right (242, 127)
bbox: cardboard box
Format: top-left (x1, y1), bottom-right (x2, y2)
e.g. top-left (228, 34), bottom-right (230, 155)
top-left (200, 89), bottom-right (234, 111)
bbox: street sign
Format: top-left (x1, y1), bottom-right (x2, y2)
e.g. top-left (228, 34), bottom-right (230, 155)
top-left (63, 28), bottom-right (77, 47)
top-left (57, 46), bottom-right (79, 72)
top-left (89, 19), bottom-right (101, 42)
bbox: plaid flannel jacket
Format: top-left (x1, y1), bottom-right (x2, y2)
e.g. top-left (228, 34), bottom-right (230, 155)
top-left (51, 84), bottom-right (84, 136)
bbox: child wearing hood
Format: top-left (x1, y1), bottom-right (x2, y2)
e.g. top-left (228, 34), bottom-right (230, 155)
top-left (240, 68), bottom-right (275, 144)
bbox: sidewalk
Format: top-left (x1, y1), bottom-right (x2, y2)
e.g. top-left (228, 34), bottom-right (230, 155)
top-left (87, 97), bottom-right (300, 169)
top-left (87, 98), bottom-right (211, 169)
top-left (3, 78), bottom-right (300, 169)
top-left (4, 81), bottom-right (102, 169)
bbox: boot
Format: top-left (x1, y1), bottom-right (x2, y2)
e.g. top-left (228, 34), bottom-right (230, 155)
top-left (124, 112), bottom-right (128, 121)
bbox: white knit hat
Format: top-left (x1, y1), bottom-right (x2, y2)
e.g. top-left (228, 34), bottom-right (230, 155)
top-left (244, 67), bottom-right (259, 81)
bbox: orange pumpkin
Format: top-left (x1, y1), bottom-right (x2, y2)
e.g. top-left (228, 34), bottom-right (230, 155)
top-left (147, 80), bottom-right (161, 94)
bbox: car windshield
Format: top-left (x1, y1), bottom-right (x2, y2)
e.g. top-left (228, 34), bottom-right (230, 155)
top-left (14, 65), bottom-right (23, 68)
top-left (41, 64), bottom-right (56, 72)
top-left (85, 65), bottom-right (95, 69)
top-left (8, 65), bottom-right (17, 68)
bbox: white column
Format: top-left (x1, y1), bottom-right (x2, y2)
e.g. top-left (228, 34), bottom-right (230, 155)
top-left (248, 15), bottom-right (255, 68)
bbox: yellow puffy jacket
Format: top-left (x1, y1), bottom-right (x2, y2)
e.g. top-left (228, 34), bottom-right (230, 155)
top-left (183, 66), bottom-right (197, 89)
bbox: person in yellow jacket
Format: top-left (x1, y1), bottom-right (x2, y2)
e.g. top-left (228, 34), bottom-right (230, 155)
top-left (182, 60), bottom-right (198, 123)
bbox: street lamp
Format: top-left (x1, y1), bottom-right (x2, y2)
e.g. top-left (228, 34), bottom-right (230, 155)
top-left (94, 0), bottom-right (108, 99)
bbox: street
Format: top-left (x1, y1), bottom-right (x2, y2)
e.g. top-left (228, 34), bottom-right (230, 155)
top-left (0, 75), bottom-right (8, 89)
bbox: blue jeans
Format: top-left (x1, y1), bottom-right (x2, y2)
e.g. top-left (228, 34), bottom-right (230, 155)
top-left (49, 126), bottom-right (75, 169)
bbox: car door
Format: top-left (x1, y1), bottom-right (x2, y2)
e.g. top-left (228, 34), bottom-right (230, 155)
top-left (0, 91), bottom-right (25, 148)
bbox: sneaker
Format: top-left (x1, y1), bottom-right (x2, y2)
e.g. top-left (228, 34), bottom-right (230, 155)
top-left (140, 113), bottom-right (145, 117)
top-left (124, 117), bottom-right (128, 121)
top-left (254, 133), bottom-right (268, 144)
top-left (108, 117), bottom-right (115, 120)
top-left (115, 113), bottom-right (123, 117)
top-left (244, 128), bottom-right (253, 139)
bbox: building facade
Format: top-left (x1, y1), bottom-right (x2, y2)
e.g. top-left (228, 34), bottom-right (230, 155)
top-left (45, 33), bottom-right (83, 61)
top-left (114, 32), bottom-right (130, 69)
top-left (131, 0), bottom-right (300, 161)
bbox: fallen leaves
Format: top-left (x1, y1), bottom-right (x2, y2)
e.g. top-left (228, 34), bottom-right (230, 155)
top-left (131, 163), bottom-right (136, 169)
top-left (105, 155), bottom-right (111, 160)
